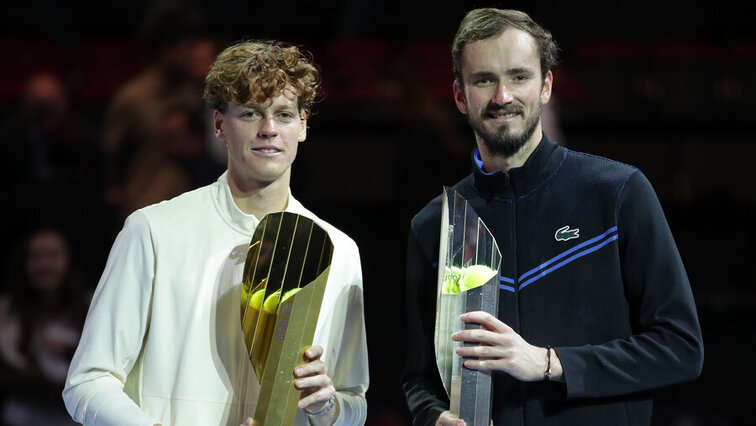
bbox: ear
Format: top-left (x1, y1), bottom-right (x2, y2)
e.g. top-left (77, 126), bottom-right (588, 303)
top-left (453, 80), bottom-right (468, 115)
top-left (213, 110), bottom-right (225, 139)
top-left (298, 111), bottom-right (307, 142)
top-left (540, 71), bottom-right (553, 105)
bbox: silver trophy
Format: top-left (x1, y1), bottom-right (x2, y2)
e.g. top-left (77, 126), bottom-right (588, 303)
top-left (435, 187), bottom-right (501, 426)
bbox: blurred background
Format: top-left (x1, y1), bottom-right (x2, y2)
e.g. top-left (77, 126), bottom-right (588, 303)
top-left (1, 0), bottom-right (754, 425)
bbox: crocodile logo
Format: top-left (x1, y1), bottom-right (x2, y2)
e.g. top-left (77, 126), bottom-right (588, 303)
top-left (555, 225), bottom-right (579, 241)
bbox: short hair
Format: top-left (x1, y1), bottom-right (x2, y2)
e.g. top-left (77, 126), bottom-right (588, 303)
top-left (202, 40), bottom-right (320, 116)
top-left (452, 8), bottom-right (559, 86)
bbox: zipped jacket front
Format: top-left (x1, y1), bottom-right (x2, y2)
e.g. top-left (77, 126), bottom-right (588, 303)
top-left (403, 134), bottom-right (703, 426)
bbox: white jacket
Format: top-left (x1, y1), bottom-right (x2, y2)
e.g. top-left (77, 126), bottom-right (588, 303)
top-left (63, 172), bottom-right (368, 425)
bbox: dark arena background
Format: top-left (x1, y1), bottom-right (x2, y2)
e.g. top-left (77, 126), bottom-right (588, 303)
top-left (1, 1), bottom-right (754, 425)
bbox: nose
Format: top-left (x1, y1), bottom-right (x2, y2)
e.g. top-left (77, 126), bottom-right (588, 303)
top-left (258, 116), bottom-right (278, 138)
top-left (492, 83), bottom-right (514, 105)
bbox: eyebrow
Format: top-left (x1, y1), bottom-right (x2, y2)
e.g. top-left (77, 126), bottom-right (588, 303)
top-left (469, 67), bottom-right (536, 80)
top-left (469, 71), bottom-right (497, 81)
top-left (242, 100), bottom-right (299, 110)
top-left (505, 67), bottom-right (535, 76)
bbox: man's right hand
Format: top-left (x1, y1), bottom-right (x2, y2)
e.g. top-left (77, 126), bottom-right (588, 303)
top-left (436, 411), bottom-right (466, 426)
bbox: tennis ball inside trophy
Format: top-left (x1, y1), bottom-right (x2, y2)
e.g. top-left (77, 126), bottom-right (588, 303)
top-left (242, 286), bottom-right (268, 313)
top-left (277, 288), bottom-right (301, 314)
top-left (250, 288), bottom-right (266, 309)
top-left (242, 287), bottom-right (268, 350)
top-left (263, 290), bottom-right (281, 314)
top-left (459, 265), bottom-right (497, 291)
top-left (242, 283), bottom-right (267, 310)
top-left (282, 288), bottom-right (300, 303)
top-left (241, 284), bottom-right (249, 309)
top-left (443, 266), bottom-right (463, 294)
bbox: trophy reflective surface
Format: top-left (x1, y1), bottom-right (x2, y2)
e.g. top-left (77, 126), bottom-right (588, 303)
top-left (435, 187), bottom-right (501, 426)
top-left (240, 212), bottom-right (333, 425)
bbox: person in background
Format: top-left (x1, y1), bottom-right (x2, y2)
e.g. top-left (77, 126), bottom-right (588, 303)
top-left (99, 11), bottom-right (220, 222)
top-left (0, 226), bottom-right (89, 426)
top-left (0, 72), bottom-right (104, 280)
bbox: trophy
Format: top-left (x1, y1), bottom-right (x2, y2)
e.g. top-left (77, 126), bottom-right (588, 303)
top-left (435, 187), bottom-right (501, 426)
top-left (240, 212), bottom-right (334, 425)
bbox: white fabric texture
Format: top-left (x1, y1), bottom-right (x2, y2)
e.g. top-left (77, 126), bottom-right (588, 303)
top-left (63, 172), bottom-right (368, 425)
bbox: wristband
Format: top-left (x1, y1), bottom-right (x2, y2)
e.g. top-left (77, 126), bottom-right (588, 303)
top-left (305, 395), bottom-right (336, 417)
top-left (544, 345), bottom-right (552, 381)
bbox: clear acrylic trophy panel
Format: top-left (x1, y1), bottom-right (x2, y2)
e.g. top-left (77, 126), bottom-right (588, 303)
top-left (435, 188), bottom-right (501, 426)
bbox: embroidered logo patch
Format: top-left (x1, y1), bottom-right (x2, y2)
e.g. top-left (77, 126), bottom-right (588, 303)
top-left (555, 225), bottom-right (579, 241)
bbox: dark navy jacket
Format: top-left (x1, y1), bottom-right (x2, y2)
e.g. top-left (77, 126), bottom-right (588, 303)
top-left (402, 134), bottom-right (703, 426)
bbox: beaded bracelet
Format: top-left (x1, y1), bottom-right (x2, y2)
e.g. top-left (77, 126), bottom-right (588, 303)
top-left (544, 345), bottom-right (552, 381)
top-left (306, 395), bottom-right (336, 417)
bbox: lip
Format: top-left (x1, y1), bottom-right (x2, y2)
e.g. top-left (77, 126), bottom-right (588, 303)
top-left (486, 110), bottom-right (521, 124)
top-left (250, 145), bottom-right (283, 157)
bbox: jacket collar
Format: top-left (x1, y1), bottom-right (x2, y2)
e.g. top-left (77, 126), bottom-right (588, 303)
top-left (472, 133), bottom-right (564, 198)
top-left (212, 171), bottom-right (307, 236)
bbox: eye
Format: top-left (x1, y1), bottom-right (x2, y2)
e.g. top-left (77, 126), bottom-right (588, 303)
top-left (241, 110), bottom-right (261, 121)
top-left (512, 74), bottom-right (530, 83)
top-left (276, 111), bottom-right (298, 123)
top-left (474, 78), bottom-right (495, 86)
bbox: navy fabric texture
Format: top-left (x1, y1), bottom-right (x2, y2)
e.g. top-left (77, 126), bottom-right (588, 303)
top-left (402, 134), bottom-right (703, 426)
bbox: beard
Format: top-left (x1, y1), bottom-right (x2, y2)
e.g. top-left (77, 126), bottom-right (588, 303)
top-left (468, 102), bottom-right (542, 158)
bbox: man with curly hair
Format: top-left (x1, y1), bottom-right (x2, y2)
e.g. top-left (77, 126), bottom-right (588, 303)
top-left (63, 40), bottom-right (368, 426)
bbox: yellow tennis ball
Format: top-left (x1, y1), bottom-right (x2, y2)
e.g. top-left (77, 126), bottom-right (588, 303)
top-left (241, 285), bottom-right (249, 308)
top-left (281, 288), bottom-right (301, 303)
top-left (262, 290), bottom-right (281, 314)
top-left (459, 265), bottom-right (497, 291)
top-left (250, 288), bottom-right (266, 310)
top-left (277, 288), bottom-right (301, 314)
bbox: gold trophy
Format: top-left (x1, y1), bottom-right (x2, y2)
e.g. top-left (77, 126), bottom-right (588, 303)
top-left (240, 212), bottom-right (333, 425)
top-left (435, 188), bottom-right (501, 426)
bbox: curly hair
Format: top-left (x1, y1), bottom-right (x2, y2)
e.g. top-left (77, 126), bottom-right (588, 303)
top-left (452, 8), bottom-right (559, 87)
top-left (202, 40), bottom-right (320, 116)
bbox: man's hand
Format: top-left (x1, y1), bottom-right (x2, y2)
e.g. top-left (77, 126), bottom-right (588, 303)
top-left (294, 345), bottom-right (336, 414)
top-left (452, 311), bottom-right (560, 382)
top-left (436, 410), bottom-right (466, 426)
top-left (240, 345), bottom-right (336, 426)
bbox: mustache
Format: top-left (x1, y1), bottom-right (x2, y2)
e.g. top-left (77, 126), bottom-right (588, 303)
top-left (484, 104), bottom-right (523, 115)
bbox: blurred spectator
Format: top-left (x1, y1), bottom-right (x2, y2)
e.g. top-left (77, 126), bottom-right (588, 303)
top-left (111, 104), bottom-right (225, 220)
top-left (376, 54), bottom-right (472, 214)
top-left (0, 71), bottom-right (104, 281)
top-left (0, 226), bottom-right (89, 425)
top-left (0, 71), bottom-right (99, 186)
top-left (159, 105), bottom-right (226, 188)
top-left (100, 10), bottom-right (220, 222)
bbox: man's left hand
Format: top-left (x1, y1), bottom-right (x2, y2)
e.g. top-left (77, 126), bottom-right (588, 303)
top-left (452, 311), bottom-right (548, 382)
top-left (294, 345), bottom-right (336, 414)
